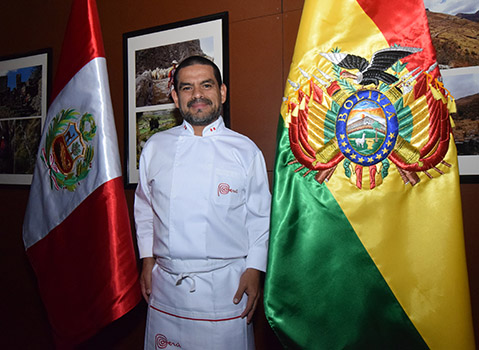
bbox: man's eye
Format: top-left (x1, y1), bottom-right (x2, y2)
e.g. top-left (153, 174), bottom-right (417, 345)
top-left (203, 83), bottom-right (213, 88)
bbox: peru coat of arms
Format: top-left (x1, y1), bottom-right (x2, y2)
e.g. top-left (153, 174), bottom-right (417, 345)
top-left (41, 108), bottom-right (96, 191)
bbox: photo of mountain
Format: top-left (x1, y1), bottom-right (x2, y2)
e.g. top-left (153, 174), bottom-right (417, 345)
top-left (0, 51), bottom-right (48, 183)
top-left (426, 10), bottom-right (479, 68)
top-left (424, 0), bottom-right (479, 157)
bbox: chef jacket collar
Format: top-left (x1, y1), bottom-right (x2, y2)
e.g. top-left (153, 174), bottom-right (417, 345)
top-left (182, 116), bottom-right (225, 136)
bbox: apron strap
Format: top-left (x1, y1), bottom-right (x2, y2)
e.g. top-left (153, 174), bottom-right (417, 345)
top-left (156, 257), bottom-right (245, 293)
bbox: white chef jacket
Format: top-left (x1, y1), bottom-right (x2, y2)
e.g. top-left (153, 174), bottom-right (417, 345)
top-left (135, 117), bottom-right (270, 349)
top-left (134, 116), bottom-right (271, 271)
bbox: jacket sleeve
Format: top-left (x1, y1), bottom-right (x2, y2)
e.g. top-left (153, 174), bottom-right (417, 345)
top-left (244, 150), bottom-right (271, 272)
top-left (134, 149), bottom-right (154, 259)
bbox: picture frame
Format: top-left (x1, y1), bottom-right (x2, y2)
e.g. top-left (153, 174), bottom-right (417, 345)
top-left (123, 12), bottom-right (229, 187)
top-left (0, 49), bottom-right (51, 185)
top-left (441, 66), bottom-right (479, 183)
top-left (425, 1), bottom-right (479, 183)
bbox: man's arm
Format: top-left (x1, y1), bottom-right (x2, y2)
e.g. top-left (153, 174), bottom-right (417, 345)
top-left (135, 148), bottom-right (155, 303)
top-left (233, 268), bottom-right (262, 324)
top-left (140, 257), bottom-right (155, 302)
top-left (244, 151), bottom-right (271, 272)
top-left (234, 150), bottom-right (271, 323)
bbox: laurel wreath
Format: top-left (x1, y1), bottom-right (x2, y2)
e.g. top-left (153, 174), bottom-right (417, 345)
top-left (42, 108), bottom-right (96, 191)
top-left (343, 159), bottom-right (390, 180)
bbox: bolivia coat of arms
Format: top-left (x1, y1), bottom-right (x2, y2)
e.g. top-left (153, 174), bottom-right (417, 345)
top-left (283, 45), bottom-right (456, 189)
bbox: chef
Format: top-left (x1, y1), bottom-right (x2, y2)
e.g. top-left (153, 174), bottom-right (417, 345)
top-left (134, 55), bottom-right (271, 349)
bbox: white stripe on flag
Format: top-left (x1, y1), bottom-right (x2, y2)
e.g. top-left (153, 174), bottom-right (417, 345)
top-left (23, 57), bottom-right (121, 249)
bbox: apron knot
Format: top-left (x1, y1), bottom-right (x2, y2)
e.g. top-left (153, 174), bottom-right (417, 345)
top-left (175, 273), bottom-right (197, 293)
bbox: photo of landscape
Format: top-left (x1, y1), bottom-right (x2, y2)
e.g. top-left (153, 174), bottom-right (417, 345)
top-left (424, 0), bottom-right (479, 157)
top-left (0, 52), bottom-right (47, 184)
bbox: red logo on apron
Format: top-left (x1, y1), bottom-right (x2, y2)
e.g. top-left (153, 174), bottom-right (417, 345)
top-left (155, 333), bottom-right (182, 349)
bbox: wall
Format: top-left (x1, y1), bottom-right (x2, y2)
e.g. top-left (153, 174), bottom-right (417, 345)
top-left (0, 0), bottom-right (477, 349)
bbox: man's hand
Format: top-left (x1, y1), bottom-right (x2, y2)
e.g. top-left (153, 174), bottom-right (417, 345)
top-left (140, 257), bottom-right (155, 302)
top-left (233, 268), bottom-right (262, 324)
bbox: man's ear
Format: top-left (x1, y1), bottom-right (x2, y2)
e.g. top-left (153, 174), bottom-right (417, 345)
top-left (220, 84), bottom-right (227, 104)
top-left (171, 89), bottom-right (179, 108)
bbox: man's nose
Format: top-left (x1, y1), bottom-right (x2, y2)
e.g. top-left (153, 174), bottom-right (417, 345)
top-left (191, 85), bottom-right (203, 98)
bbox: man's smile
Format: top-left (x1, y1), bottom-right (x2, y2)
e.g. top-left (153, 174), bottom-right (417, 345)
top-left (187, 98), bottom-right (212, 109)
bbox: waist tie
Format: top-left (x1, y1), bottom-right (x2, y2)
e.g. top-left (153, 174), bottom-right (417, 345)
top-left (156, 257), bottom-right (244, 293)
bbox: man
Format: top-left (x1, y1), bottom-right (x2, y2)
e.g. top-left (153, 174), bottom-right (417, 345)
top-left (134, 55), bottom-right (271, 349)
top-left (167, 59), bottom-right (178, 95)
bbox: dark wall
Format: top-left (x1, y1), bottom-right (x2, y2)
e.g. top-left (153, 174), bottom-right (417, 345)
top-left (0, 0), bottom-right (477, 349)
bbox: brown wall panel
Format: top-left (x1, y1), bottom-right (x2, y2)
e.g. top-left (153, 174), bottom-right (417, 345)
top-left (461, 183), bottom-right (479, 345)
top-left (97, 0), bottom-right (282, 34)
top-left (282, 9), bottom-right (302, 84)
top-left (283, 0), bottom-right (305, 13)
top-left (0, 189), bottom-right (54, 349)
top-left (0, 3), bottom-right (68, 59)
top-left (230, 14), bottom-right (283, 171)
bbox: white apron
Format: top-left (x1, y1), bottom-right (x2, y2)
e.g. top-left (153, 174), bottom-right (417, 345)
top-left (144, 258), bottom-right (255, 350)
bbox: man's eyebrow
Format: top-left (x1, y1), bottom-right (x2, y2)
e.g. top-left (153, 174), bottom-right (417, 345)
top-left (178, 79), bottom-right (216, 88)
top-left (201, 79), bottom-right (216, 85)
top-left (178, 82), bottom-right (192, 88)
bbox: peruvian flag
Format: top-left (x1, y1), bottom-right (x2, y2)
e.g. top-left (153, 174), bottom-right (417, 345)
top-left (23, 0), bottom-right (141, 347)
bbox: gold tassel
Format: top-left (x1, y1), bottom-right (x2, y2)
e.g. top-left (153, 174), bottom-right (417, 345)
top-left (447, 95), bottom-right (457, 114)
top-left (299, 96), bottom-right (306, 110)
top-left (284, 111), bottom-right (292, 127)
top-left (450, 115), bottom-right (456, 128)
top-left (292, 104), bottom-right (299, 117)
top-left (429, 85), bottom-right (447, 103)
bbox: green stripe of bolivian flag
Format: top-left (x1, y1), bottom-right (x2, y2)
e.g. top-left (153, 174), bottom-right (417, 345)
top-left (264, 120), bottom-right (427, 349)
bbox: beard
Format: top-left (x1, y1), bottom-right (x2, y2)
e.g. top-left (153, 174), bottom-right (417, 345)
top-left (179, 97), bottom-right (222, 126)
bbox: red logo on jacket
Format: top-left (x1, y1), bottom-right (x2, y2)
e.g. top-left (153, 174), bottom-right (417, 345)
top-left (217, 183), bottom-right (238, 196)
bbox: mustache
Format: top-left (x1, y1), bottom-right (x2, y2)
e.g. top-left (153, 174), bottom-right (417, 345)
top-left (187, 98), bottom-right (213, 107)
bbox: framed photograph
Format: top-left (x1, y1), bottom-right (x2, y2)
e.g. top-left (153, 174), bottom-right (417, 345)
top-left (441, 67), bottom-right (479, 183)
top-left (425, 0), bottom-right (479, 182)
top-left (0, 49), bottom-right (50, 185)
top-left (123, 12), bottom-right (229, 186)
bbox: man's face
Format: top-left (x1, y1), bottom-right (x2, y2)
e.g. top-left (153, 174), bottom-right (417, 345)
top-left (171, 64), bottom-right (227, 126)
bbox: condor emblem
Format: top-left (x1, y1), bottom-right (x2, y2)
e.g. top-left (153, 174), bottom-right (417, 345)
top-left (284, 44), bottom-right (455, 189)
top-left (41, 108), bottom-right (97, 191)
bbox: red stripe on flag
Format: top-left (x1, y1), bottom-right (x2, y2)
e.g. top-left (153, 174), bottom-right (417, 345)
top-left (356, 0), bottom-right (437, 74)
top-left (51, 0), bottom-right (105, 102)
top-left (26, 177), bottom-right (141, 346)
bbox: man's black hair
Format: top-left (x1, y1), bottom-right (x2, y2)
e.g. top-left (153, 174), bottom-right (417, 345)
top-left (173, 55), bottom-right (223, 93)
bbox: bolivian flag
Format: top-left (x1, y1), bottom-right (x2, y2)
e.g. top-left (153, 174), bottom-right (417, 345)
top-left (263, 0), bottom-right (475, 349)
